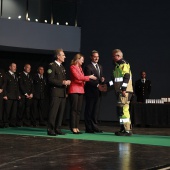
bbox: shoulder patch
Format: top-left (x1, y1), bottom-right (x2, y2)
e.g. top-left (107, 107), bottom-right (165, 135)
top-left (47, 69), bottom-right (52, 74)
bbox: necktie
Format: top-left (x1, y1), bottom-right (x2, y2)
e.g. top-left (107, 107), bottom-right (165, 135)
top-left (95, 64), bottom-right (100, 75)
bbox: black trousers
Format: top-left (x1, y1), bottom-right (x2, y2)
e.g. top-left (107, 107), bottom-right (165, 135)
top-left (48, 96), bottom-right (66, 130)
top-left (4, 99), bottom-right (18, 126)
top-left (84, 95), bottom-right (101, 131)
top-left (69, 93), bottom-right (84, 129)
top-left (17, 97), bottom-right (33, 125)
top-left (32, 98), bottom-right (46, 124)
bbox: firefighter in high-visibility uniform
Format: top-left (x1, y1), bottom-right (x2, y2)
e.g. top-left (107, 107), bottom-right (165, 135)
top-left (107, 49), bottom-right (133, 136)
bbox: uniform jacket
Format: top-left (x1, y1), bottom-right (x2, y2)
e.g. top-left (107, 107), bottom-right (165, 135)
top-left (4, 72), bottom-right (20, 99)
top-left (135, 79), bottom-right (151, 102)
top-left (47, 61), bottom-right (67, 97)
top-left (68, 65), bottom-right (89, 94)
top-left (84, 63), bottom-right (104, 97)
top-left (33, 73), bottom-right (47, 99)
top-left (111, 59), bottom-right (133, 93)
top-left (18, 72), bottom-right (34, 96)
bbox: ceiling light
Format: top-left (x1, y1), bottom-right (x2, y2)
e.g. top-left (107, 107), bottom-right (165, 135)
top-left (35, 19), bottom-right (38, 22)
top-left (56, 22), bottom-right (59, 25)
top-left (18, 15), bottom-right (21, 19)
top-left (65, 22), bottom-right (68, 25)
top-left (44, 20), bottom-right (47, 23)
top-left (8, 17), bottom-right (11, 19)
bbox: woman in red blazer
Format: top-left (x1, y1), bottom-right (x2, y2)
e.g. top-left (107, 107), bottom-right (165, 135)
top-left (68, 53), bottom-right (96, 134)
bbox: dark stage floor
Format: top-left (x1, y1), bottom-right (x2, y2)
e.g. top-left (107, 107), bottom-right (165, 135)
top-left (0, 122), bottom-right (170, 170)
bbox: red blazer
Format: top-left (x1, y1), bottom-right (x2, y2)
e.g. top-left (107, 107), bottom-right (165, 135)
top-left (68, 65), bottom-right (90, 94)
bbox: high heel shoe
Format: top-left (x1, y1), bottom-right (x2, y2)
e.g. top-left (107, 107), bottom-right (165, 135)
top-left (72, 128), bottom-right (78, 134)
top-left (72, 131), bottom-right (78, 134)
top-left (76, 129), bottom-right (82, 134)
top-left (77, 131), bottom-right (82, 134)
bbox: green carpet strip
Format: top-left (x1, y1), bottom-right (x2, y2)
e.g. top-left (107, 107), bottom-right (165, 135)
top-left (0, 127), bottom-right (170, 147)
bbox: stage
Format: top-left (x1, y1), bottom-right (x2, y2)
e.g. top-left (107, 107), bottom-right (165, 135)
top-left (0, 122), bottom-right (170, 170)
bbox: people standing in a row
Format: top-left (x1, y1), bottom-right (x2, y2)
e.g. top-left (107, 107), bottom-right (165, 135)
top-left (47, 49), bottom-right (71, 136)
top-left (3, 63), bottom-right (20, 127)
top-left (135, 71), bottom-right (151, 103)
top-left (84, 50), bottom-right (106, 133)
top-left (68, 53), bottom-right (97, 134)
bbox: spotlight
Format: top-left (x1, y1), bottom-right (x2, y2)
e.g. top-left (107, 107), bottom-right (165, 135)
top-left (18, 15), bottom-right (21, 19)
top-left (27, 18), bottom-right (30, 21)
top-left (35, 19), bottom-right (38, 22)
top-left (44, 20), bottom-right (47, 23)
top-left (65, 22), bottom-right (68, 25)
top-left (8, 17), bottom-right (11, 19)
top-left (56, 22), bottom-right (59, 25)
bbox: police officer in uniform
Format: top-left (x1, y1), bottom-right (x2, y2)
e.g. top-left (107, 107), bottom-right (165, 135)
top-left (3, 63), bottom-right (21, 127)
top-left (107, 49), bottom-right (133, 136)
top-left (17, 64), bottom-right (34, 126)
top-left (47, 49), bottom-right (71, 136)
top-left (0, 70), bottom-right (5, 128)
top-left (33, 66), bottom-right (47, 126)
top-left (135, 71), bottom-right (151, 103)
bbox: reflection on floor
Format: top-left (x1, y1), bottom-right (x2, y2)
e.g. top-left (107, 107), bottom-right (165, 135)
top-left (0, 121), bottom-right (170, 170)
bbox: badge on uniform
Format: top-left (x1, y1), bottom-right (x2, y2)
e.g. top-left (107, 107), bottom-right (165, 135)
top-left (47, 69), bottom-right (52, 74)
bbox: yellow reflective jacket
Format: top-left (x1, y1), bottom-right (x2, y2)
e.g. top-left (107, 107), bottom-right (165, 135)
top-left (113, 59), bottom-right (133, 93)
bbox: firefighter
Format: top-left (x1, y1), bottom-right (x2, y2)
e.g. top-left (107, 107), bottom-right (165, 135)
top-left (107, 49), bottom-right (133, 136)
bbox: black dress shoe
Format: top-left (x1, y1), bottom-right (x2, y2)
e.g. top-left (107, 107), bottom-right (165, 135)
top-left (32, 124), bottom-right (38, 127)
top-left (47, 129), bottom-right (56, 136)
top-left (94, 129), bottom-right (103, 133)
top-left (16, 122), bottom-right (23, 127)
top-left (9, 124), bottom-right (17, 127)
top-left (0, 124), bottom-right (4, 128)
top-left (4, 124), bottom-right (9, 128)
top-left (23, 122), bottom-right (31, 127)
top-left (55, 129), bottom-right (65, 135)
top-left (39, 122), bottom-right (47, 126)
top-left (85, 130), bottom-right (95, 133)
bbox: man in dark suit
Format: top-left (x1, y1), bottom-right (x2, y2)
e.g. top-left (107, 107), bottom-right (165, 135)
top-left (33, 66), bottom-right (47, 126)
top-left (47, 49), bottom-right (71, 136)
top-left (84, 50), bottom-right (106, 133)
top-left (17, 64), bottom-right (34, 126)
top-left (3, 63), bottom-right (21, 127)
top-left (135, 71), bottom-right (151, 103)
top-left (0, 70), bottom-right (5, 128)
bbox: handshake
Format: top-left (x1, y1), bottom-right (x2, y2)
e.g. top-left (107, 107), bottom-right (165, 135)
top-left (98, 84), bottom-right (107, 92)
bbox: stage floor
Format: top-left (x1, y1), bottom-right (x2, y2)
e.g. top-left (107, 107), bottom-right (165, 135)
top-left (0, 121), bottom-right (170, 170)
